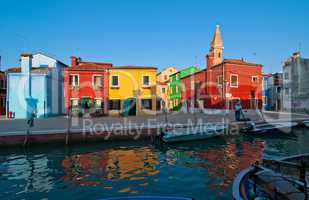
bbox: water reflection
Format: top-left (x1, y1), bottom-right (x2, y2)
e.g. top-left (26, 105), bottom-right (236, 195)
top-left (1, 130), bottom-right (309, 200)
top-left (164, 139), bottom-right (264, 193)
top-left (62, 147), bottom-right (159, 191)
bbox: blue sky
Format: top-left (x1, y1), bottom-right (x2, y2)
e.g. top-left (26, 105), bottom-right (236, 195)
top-left (0, 0), bottom-right (308, 73)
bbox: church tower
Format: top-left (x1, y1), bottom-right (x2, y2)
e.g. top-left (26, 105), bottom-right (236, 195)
top-left (206, 25), bottom-right (223, 68)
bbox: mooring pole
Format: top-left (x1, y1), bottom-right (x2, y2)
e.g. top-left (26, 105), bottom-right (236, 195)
top-left (66, 110), bottom-right (72, 145)
top-left (24, 113), bottom-right (34, 147)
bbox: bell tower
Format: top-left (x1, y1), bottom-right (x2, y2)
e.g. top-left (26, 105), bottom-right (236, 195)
top-left (206, 25), bottom-right (223, 68)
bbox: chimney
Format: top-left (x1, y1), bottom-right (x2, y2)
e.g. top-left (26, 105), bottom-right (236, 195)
top-left (292, 52), bottom-right (301, 59)
top-left (71, 56), bottom-right (78, 67)
top-left (20, 53), bottom-right (33, 74)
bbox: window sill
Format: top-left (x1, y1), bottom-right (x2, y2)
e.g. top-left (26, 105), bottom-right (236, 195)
top-left (110, 85), bottom-right (120, 89)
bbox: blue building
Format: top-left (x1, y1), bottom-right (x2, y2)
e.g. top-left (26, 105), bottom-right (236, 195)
top-left (7, 53), bottom-right (67, 119)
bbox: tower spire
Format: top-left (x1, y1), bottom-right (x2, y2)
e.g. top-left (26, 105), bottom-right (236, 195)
top-left (206, 25), bottom-right (224, 68)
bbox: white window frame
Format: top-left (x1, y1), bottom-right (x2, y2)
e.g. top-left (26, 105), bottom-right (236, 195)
top-left (94, 97), bottom-right (103, 108)
top-left (92, 75), bottom-right (103, 89)
top-left (70, 98), bottom-right (80, 107)
top-left (69, 74), bottom-right (79, 87)
top-left (230, 74), bottom-right (239, 88)
top-left (217, 75), bottom-right (223, 87)
top-left (111, 75), bottom-right (119, 87)
top-left (142, 75), bottom-right (151, 87)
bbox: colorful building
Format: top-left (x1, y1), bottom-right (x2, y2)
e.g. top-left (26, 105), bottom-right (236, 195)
top-left (0, 70), bottom-right (6, 115)
top-left (205, 25), bottom-right (263, 109)
top-left (156, 67), bottom-right (177, 110)
top-left (181, 69), bottom-right (207, 111)
top-left (262, 74), bottom-right (271, 110)
top-left (168, 66), bottom-right (199, 110)
top-left (7, 53), bottom-right (67, 119)
top-left (282, 52), bottom-right (309, 113)
top-left (109, 66), bottom-right (157, 116)
top-left (64, 56), bottom-right (112, 116)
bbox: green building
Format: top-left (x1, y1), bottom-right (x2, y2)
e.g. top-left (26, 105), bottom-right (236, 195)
top-left (168, 66), bottom-right (199, 110)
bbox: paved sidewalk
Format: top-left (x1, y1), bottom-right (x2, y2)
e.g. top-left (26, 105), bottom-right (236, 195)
top-left (0, 110), bottom-right (308, 136)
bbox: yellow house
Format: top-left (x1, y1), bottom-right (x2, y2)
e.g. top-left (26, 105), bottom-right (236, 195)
top-left (109, 66), bottom-right (157, 116)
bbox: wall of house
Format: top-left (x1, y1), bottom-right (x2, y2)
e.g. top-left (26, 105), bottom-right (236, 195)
top-left (283, 56), bottom-right (309, 112)
top-left (0, 72), bottom-right (6, 115)
top-left (64, 70), bottom-right (109, 113)
top-left (181, 70), bottom-right (207, 110)
top-left (7, 73), bottom-right (47, 119)
top-left (109, 68), bottom-right (157, 115)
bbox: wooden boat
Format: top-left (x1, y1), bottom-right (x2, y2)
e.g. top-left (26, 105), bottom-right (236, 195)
top-left (102, 196), bottom-right (192, 200)
top-left (240, 121), bottom-right (298, 135)
top-left (162, 123), bottom-right (226, 143)
top-left (233, 154), bottom-right (309, 200)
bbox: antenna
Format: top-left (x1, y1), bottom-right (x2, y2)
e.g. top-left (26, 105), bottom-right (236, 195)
top-left (298, 42), bottom-right (302, 52)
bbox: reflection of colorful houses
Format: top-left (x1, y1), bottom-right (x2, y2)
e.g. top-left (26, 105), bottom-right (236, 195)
top-left (62, 147), bottom-right (159, 187)
top-left (7, 53), bottom-right (67, 119)
top-left (156, 67), bottom-right (177, 110)
top-left (0, 70), bottom-right (6, 115)
top-left (193, 141), bottom-right (264, 190)
top-left (64, 56), bottom-right (112, 115)
top-left (168, 66), bottom-right (199, 111)
top-left (109, 66), bottom-right (157, 116)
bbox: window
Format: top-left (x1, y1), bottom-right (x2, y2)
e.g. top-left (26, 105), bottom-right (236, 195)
top-left (285, 88), bottom-right (289, 95)
top-left (230, 74), bottom-right (238, 87)
top-left (94, 98), bottom-right (103, 108)
top-left (141, 99), bottom-right (152, 110)
top-left (111, 76), bottom-right (119, 87)
top-left (143, 76), bottom-right (150, 86)
top-left (69, 75), bottom-right (79, 87)
top-left (162, 88), bottom-right (166, 93)
top-left (252, 76), bottom-right (258, 83)
top-left (109, 99), bottom-right (121, 110)
top-left (284, 72), bottom-right (289, 80)
top-left (70, 99), bottom-right (79, 107)
top-left (93, 75), bottom-right (102, 89)
top-left (164, 75), bottom-right (168, 81)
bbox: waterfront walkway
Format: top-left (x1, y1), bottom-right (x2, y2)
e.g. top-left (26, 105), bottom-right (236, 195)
top-left (0, 110), bottom-right (308, 136)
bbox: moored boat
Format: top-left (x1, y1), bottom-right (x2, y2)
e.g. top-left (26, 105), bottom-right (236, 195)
top-left (240, 122), bottom-right (298, 135)
top-left (233, 154), bottom-right (309, 200)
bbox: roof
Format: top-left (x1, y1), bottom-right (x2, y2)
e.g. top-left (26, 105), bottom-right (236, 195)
top-left (210, 58), bottom-right (262, 69)
top-left (157, 66), bottom-right (177, 75)
top-left (35, 52), bottom-right (68, 66)
top-left (79, 61), bottom-right (113, 66)
top-left (223, 59), bottom-right (262, 66)
top-left (111, 66), bottom-right (157, 70)
top-left (7, 67), bottom-right (51, 74)
top-left (180, 68), bottom-right (206, 79)
top-left (67, 62), bottom-right (111, 71)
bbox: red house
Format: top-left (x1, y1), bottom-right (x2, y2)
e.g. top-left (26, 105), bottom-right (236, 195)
top-left (181, 25), bottom-right (263, 110)
top-left (0, 71), bottom-right (6, 115)
top-left (181, 69), bottom-right (207, 110)
top-left (64, 56), bottom-right (112, 115)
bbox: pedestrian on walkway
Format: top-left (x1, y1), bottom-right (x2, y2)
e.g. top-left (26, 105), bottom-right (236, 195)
top-left (235, 100), bottom-right (242, 121)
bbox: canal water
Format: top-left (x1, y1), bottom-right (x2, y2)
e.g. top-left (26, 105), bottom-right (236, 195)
top-left (1, 128), bottom-right (309, 200)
